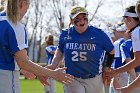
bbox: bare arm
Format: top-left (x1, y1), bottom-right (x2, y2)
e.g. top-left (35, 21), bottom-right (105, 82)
top-left (125, 58), bottom-right (136, 80)
top-left (15, 49), bottom-right (52, 77)
top-left (15, 49), bottom-right (51, 76)
top-left (15, 49), bottom-right (74, 84)
top-left (114, 51), bottom-right (140, 76)
top-left (117, 75), bottom-right (140, 93)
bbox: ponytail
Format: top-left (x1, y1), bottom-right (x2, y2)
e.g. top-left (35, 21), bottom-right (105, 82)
top-left (7, 0), bottom-right (20, 24)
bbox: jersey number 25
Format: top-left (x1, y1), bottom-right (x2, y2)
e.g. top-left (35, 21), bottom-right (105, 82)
top-left (72, 51), bottom-right (87, 61)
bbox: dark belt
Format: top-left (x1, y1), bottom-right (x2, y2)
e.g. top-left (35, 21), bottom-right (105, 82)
top-left (76, 73), bottom-right (101, 79)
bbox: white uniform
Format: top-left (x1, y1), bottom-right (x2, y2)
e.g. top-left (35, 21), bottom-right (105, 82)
top-left (131, 26), bottom-right (140, 93)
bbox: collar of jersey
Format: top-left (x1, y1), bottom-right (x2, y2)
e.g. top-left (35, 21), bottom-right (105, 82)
top-left (73, 25), bottom-right (90, 35)
top-left (129, 24), bottom-right (139, 33)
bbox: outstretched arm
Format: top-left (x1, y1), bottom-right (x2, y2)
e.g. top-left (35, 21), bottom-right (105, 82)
top-left (15, 49), bottom-right (74, 85)
top-left (117, 75), bottom-right (140, 93)
top-left (114, 51), bottom-right (140, 76)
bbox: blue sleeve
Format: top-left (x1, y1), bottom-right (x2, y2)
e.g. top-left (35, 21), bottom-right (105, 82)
top-left (101, 31), bottom-right (114, 52)
top-left (7, 26), bottom-right (20, 54)
top-left (58, 30), bottom-right (67, 53)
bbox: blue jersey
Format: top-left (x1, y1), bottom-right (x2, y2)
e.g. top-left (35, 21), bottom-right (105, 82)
top-left (45, 45), bottom-right (56, 65)
top-left (121, 39), bottom-right (140, 72)
top-left (0, 12), bottom-right (28, 71)
top-left (58, 25), bottom-right (114, 77)
top-left (114, 38), bottom-right (125, 68)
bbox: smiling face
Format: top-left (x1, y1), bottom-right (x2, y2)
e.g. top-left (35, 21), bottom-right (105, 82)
top-left (71, 13), bottom-right (88, 33)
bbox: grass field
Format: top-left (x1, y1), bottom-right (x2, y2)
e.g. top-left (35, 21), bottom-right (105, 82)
top-left (20, 79), bottom-right (64, 93)
top-left (20, 79), bottom-right (104, 93)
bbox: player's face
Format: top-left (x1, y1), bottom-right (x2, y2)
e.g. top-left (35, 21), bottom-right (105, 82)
top-left (123, 16), bottom-right (135, 30)
top-left (72, 13), bottom-right (88, 33)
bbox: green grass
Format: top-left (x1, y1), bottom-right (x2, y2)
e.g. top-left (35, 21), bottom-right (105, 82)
top-left (20, 79), bottom-right (64, 93)
top-left (20, 79), bottom-right (104, 93)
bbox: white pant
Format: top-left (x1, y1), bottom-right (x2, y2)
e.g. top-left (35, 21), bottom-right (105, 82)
top-left (64, 74), bottom-right (103, 93)
top-left (104, 85), bottom-right (110, 93)
top-left (109, 72), bottom-right (128, 93)
top-left (0, 69), bottom-right (20, 93)
top-left (44, 78), bottom-right (56, 93)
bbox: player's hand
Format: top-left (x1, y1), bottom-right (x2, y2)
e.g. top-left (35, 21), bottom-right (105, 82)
top-left (103, 68), bottom-right (118, 81)
top-left (20, 69), bottom-right (36, 79)
top-left (38, 76), bottom-right (50, 86)
top-left (51, 67), bottom-right (74, 84)
top-left (102, 67), bottom-right (112, 86)
top-left (46, 64), bottom-right (56, 70)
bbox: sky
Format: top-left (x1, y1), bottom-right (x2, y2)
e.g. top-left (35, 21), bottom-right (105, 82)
top-left (83, 0), bottom-right (138, 28)
top-left (98, 0), bottom-right (138, 18)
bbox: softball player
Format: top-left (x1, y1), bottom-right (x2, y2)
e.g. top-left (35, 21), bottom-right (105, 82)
top-left (47, 6), bottom-right (114, 93)
top-left (109, 24), bottom-right (129, 93)
top-left (0, 0), bottom-right (74, 93)
top-left (44, 35), bottom-right (57, 93)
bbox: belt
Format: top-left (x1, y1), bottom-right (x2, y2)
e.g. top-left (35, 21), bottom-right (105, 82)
top-left (76, 73), bottom-right (101, 79)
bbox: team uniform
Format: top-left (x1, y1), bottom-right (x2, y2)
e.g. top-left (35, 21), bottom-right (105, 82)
top-left (121, 39), bottom-right (133, 64)
top-left (44, 45), bottom-right (56, 93)
top-left (58, 25), bottom-right (114, 93)
top-left (109, 38), bottom-right (128, 93)
top-left (0, 12), bottom-right (28, 93)
top-left (120, 39), bottom-right (134, 83)
top-left (46, 45), bottom-right (56, 65)
top-left (131, 25), bottom-right (140, 93)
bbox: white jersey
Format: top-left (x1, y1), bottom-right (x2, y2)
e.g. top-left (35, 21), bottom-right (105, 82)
top-left (131, 26), bottom-right (140, 52)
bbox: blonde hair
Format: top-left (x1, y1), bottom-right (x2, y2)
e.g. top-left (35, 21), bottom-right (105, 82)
top-left (6, 0), bottom-right (29, 24)
top-left (7, 0), bottom-right (20, 24)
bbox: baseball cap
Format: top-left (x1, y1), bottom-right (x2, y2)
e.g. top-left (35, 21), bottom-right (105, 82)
top-left (110, 24), bottom-right (127, 32)
top-left (70, 6), bottom-right (88, 19)
top-left (116, 24), bottom-right (127, 32)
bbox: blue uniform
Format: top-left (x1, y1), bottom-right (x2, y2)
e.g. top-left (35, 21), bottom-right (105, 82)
top-left (0, 12), bottom-right (28, 71)
top-left (45, 45), bottom-right (56, 65)
top-left (113, 38), bottom-right (125, 68)
top-left (0, 12), bottom-right (28, 93)
top-left (121, 39), bottom-right (140, 73)
top-left (58, 25), bottom-right (114, 78)
top-left (45, 45), bottom-right (57, 93)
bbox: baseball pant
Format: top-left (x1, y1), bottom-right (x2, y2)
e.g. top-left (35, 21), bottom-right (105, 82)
top-left (109, 72), bottom-right (128, 93)
top-left (44, 78), bottom-right (56, 93)
top-left (64, 74), bottom-right (103, 93)
top-left (0, 69), bottom-right (20, 93)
